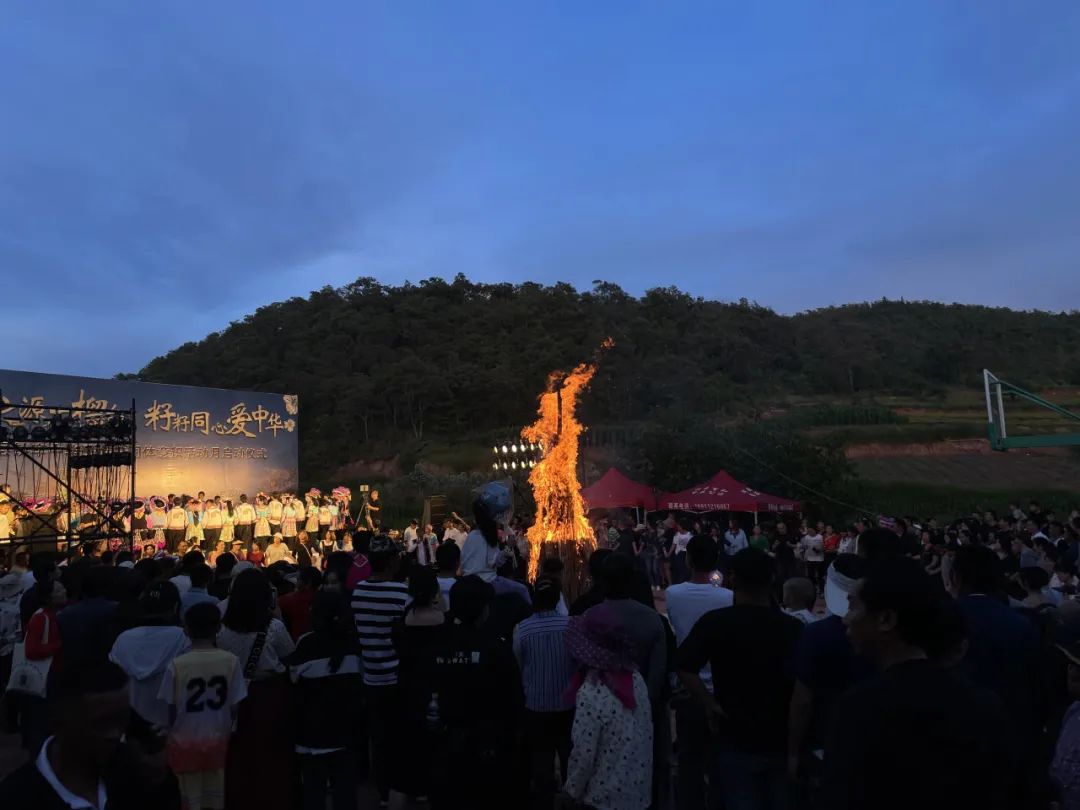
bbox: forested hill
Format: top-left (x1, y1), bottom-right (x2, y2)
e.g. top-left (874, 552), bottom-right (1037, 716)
top-left (136, 276), bottom-right (1080, 477)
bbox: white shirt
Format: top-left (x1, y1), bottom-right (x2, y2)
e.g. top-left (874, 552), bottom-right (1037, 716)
top-left (672, 531), bottom-right (693, 554)
top-left (801, 533), bottom-right (825, 562)
top-left (169, 574), bottom-right (192, 596)
top-left (784, 608), bottom-right (819, 625)
top-left (403, 526), bottom-right (418, 551)
top-left (235, 503), bottom-right (256, 524)
top-left (166, 507), bottom-right (188, 530)
top-left (443, 527), bottom-right (467, 548)
top-left (437, 576), bottom-right (457, 604)
top-left (665, 580), bottom-right (733, 692)
top-left (36, 736), bottom-right (108, 809)
top-left (838, 536), bottom-right (857, 555)
top-left (217, 619), bottom-right (295, 677)
top-left (723, 529), bottom-right (748, 555)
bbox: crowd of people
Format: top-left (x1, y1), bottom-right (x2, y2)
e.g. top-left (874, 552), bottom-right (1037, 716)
top-left (0, 484), bottom-right (381, 551)
top-left (0, 492), bottom-right (1079, 810)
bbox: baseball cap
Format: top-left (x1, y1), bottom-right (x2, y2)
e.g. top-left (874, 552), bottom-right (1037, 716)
top-left (139, 581), bottom-right (180, 618)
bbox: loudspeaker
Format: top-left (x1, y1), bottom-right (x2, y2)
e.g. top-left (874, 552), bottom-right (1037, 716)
top-left (427, 495), bottom-right (448, 528)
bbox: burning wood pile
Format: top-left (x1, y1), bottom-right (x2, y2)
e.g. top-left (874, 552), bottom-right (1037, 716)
top-left (521, 340), bottom-right (612, 598)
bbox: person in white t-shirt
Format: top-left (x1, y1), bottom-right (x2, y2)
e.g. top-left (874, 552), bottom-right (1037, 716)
top-left (800, 521), bottom-right (825, 592)
top-left (234, 494), bottom-right (256, 549)
top-left (165, 498), bottom-right (189, 554)
top-left (671, 524), bottom-right (694, 584)
top-left (403, 520), bottom-right (419, 552)
top-left (442, 518), bottom-right (467, 549)
top-left (665, 535), bottom-right (733, 808)
top-left (723, 520), bottom-right (749, 556)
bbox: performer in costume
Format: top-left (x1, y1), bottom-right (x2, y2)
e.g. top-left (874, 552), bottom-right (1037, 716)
top-left (220, 498), bottom-right (235, 546)
top-left (254, 494), bottom-right (271, 550)
top-left (129, 500), bottom-right (149, 545)
top-left (149, 497), bottom-right (168, 549)
top-left (317, 497), bottom-right (332, 541)
top-left (165, 496), bottom-right (188, 553)
top-left (268, 492), bottom-right (284, 537)
top-left (203, 498), bottom-right (223, 551)
top-left (234, 494), bottom-right (256, 548)
top-left (281, 498), bottom-right (298, 540)
top-left (304, 491), bottom-right (320, 538)
top-left (184, 497), bottom-right (204, 548)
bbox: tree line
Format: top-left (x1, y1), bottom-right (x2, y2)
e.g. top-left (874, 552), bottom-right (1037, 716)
top-left (135, 275), bottom-right (1080, 486)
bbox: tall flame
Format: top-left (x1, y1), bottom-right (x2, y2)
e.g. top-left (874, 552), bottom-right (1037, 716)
top-left (522, 339), bottom-right (612, 583)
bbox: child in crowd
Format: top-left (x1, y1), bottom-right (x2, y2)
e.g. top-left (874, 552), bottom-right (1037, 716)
top-left (782, 577), bottom-right (819, 625)
top-left (159, 602), bottom-right (248, 810)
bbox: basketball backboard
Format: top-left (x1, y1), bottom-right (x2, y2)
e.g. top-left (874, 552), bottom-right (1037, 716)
top-left (983, 369), bottom-right (1080, 451)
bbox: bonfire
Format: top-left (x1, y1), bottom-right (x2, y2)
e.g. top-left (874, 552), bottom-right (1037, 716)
top-left (521, 340), bottom-right (612, 595)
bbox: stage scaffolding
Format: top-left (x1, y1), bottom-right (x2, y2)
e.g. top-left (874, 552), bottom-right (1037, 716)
top-left (0, 392), bottom-right (137, 551)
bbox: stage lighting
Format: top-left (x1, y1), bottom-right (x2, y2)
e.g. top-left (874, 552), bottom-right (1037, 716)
top-left (493, 446), bottom-right (499, 454)
top-left (492, 462), bottom-right (499, 470)
top-left (501, 462), bottom-right (509, 470)
top-left (511, 444), bottom-right (518, 453)
top-left (501, 444), bottom-right (508, 454)
top-left (30, 425), bottom-right (48, 441)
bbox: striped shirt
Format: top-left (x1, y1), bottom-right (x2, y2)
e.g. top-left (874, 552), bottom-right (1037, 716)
top-left (512, 610), bottom-right (576, 712)
top-left (351, 580), bottom-right (410, 686)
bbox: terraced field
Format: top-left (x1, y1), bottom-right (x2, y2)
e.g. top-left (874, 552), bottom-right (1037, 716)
top-left (852, 452), bottom-right (1080, 491)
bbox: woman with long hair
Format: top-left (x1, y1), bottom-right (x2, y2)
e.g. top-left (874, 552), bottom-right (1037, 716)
top-left (218, 568), bottom-right (296, 810)
top-left (221, 498), bottom-right (235, 546)
top-left (18, 577), bottom-right (66, 752)
top-left (208, 538), bottom-right (226, 567)
top-left (287, 590), bottom-right (364, 810)
top-left (392, 566), bottom-right (446, 803)
top-left (254, 495), bottom-right (272, 550)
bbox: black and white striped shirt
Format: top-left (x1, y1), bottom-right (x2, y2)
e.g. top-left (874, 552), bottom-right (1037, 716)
top-left (350, 580), bottom-right (410, 686)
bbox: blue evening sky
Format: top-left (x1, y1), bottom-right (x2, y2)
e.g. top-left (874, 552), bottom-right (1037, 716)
top-left (3, 2), bottom-right (1080, 377)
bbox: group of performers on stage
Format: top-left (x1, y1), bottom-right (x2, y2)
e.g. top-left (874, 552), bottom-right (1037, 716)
top-left (0, 484), bottom-right (382, 552)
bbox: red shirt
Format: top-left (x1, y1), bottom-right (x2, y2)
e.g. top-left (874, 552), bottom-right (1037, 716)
top-left (278, 589), bottom-right (316, 641)
top-left (24, 607), bottom-right (63, 671)
top-left (823, 533), bottom-right (841, 553)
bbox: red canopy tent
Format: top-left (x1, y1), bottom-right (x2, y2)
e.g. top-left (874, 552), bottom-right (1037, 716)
top-left (581, 468), bottom-right (658, 511)
top-left (658, 470), bottom-right (800, 513)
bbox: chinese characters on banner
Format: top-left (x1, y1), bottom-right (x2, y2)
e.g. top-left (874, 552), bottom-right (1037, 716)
top-left (135, 445), bottom-right (270, 460)
top-left (0, 389), bottom-right (122, 423)
top-left (0, 368), bottom-right (299, 496)
top-left (142, 401), bottom-right (296, 438)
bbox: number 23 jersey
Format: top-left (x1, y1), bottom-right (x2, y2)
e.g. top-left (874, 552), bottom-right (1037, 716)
top-left (158, 647), bottom-right (248, 772)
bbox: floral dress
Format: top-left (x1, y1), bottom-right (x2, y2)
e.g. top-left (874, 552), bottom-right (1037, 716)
top-left (185, 503), bottom-right (205, 545)
top-left (221, 510), bottom-right (234, 545)
top-left (282, 503), bottom-right (297, 538)
top-left (254, 505), bottom-right (271, 540)
top-left (149, 506), bottom-right (167, 547)
top-left (304, 499), bottom-right (320, 535)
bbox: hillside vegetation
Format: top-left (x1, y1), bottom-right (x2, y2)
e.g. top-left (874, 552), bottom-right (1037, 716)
top-left (137, 276), bottom-right (1080, 512)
